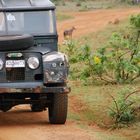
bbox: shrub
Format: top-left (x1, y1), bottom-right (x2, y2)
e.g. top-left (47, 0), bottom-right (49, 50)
top-left (109, 88), bottom-right (140, 128)
top-left (61, 14), bottom-right (140, 85)
top-left (79, 14), bottom-right (140, 84)
top-left (63, 40), bottom-right (79, 63)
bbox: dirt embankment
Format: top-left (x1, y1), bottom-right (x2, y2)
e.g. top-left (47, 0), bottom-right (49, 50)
top-left (0, 8), bottom-right (140, 140)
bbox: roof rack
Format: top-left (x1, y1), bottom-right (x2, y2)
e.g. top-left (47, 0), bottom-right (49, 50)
top-left (29, 0), bottom-right (36, 6)
top-left (0, 0), bottom-right (55, 12)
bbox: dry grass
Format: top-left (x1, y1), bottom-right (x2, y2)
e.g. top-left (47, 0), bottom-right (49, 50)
top-left (68, 83), bottom-right (140, 140)
top-left (56, 12), bottom-right (74, 21)
top-left (77, 18), bottom-right (130, 50)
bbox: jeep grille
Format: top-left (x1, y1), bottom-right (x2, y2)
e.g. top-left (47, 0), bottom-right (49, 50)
top-left (6, 54), bottom-right (25, 81)
top-left (6, 68), bottom-right (25, 81)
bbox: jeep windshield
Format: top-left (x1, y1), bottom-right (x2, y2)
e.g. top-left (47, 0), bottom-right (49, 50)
top-left (0, 10), bottom-right (56, 36)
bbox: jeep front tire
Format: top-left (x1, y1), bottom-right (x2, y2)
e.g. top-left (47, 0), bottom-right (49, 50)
top-left (30, 104), bottom-right (44, 112)
top-left (48, 93), bottom-right (68, 124)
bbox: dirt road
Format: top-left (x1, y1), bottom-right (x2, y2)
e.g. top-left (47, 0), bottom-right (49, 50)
top-left (0, 105), bottom-right (93, 140)
top-left (57, 8), bottom-right (140, 43)
top-left (0, 8), bottom-right (140, 140)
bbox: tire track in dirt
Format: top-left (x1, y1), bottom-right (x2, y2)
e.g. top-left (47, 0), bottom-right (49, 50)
top-left (0, 105), bottom-right (93, 140)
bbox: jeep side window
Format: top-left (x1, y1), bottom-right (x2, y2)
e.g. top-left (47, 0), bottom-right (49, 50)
top-left (23, 11), bottom-right (55, 34)
top-left (6, 13), bottom-right (24, 33)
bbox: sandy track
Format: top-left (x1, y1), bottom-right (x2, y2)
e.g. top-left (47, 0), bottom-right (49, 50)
top-left (0, 105), bottom-right (93, 140)
top-left (57, 8), bottom-right (140, 43)
top-left (0, 8), bottom-right (140, 140)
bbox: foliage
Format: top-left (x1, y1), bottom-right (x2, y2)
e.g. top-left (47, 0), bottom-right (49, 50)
top-left (96, 31), bottom-right (140, 84)
top-left (95, 14), bottom-right (140, 84)
top-left (63, 40), bottom-right (79, 63)
top-left (52, 0), bottom-right (65, 6)
top-left (56, 13), bottom-right (73, 22)
top-left (130, 14), bottom-right (140, 28)
top-left (120, 0), bottom-right (133, 4)
top-left (89, 14), bottom-right (140, 84)
top-left (62, 14), bottom-right (140, 85)
top-left (109, 88), bottom-right (140, 128)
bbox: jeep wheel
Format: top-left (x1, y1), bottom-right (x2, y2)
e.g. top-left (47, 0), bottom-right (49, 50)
top-left (0, 105), bottom-right (12, 112)
top-left (0, 34), bottom-right (33, 51)
top-left (30, 104), bottom-right (44, 112)
top-left (48, 94), bottom-right (68, 124)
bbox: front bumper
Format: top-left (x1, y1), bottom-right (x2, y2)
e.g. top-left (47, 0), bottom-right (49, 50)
top-left (0, 82), bottom-right (70, 94)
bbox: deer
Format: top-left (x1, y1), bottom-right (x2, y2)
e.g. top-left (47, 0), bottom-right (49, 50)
top-left (63, 26), bottom-right (76, 39)
top-left (113, 18), bottom-right (120, 25)
top-left (108, 21), bottom-right (112, 24)
top-left (108, 18), bottom-right (120, 25)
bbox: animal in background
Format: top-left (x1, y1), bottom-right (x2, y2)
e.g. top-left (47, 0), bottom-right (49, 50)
top-left (113, 18), bottom-right (120, 24)
top-left (63, 26), bottom-right (76, 39)
top-left (108, 18), bottom-right (120, 25)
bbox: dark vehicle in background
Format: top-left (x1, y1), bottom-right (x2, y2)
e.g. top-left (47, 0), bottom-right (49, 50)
top-left (0, 0), bottom-right (70, 124)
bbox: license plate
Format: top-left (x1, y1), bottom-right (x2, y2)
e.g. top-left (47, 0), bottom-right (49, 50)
top-left (6, 60), bottom-right (25, 68)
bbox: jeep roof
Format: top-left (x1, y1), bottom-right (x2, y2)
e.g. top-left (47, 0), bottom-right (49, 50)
top-left (0, 0), bottom-right (55, 11)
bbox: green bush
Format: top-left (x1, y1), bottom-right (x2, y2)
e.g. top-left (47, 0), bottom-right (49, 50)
top-left (80, 14), bottom-right (140, 84)
top-left (61, 14), bottom-right (140, 85)
top-left (93, 14), bottom-right (140, 84)
top-left (63, 40), bottom-right (79, 63)
top-left (109, 88), bottom-right (140, 128)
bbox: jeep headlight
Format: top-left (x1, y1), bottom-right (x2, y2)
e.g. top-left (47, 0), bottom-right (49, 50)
top-left (0, 59), bottom-right (3, 70)
top-left (27, 57), bottom-right (39, 70)
top-left (43, 52), bottom-right (69, 83)
top-left (43, 52), bottom-right (68, 62)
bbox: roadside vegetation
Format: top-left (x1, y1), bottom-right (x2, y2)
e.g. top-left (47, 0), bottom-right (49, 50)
top-left (54, 0), bottom-right (140, 139)
top-left (56, 12), bottom-right (74, 21)
top-left (53, 0), bottom-right (140, 12)
top-left (59, 14), bottom-right (140, 139)
top-left (62, 14), bottom-right (140, 85)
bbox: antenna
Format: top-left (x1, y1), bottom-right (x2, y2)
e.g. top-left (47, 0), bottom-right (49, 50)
top-left (0, 0), bottom-right (5, 6)
top-left (29, 0), bottom-right (35, 6)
